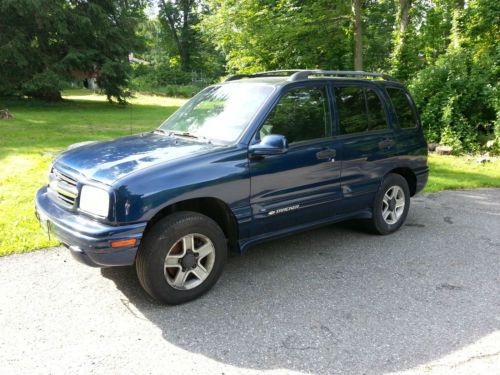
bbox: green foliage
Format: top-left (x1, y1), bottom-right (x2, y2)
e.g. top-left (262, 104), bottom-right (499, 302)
top-left (408, 0), bottom-right (499, 152)
top-left (136, 19), bottom-right (174, 66)
top-left (409, 48), bottom-right (497, 152)
top-left (130, 63), bottom-right (207, 97)
top-left (132, 64), bottom-right (194, 85)
top-left (486, 138), bottom-right (500, 155)
top-left (390, 26), bottom-right (426, 80)
top-left (150, 85), bottom-right (204, 97)
top-left (414, 0), bottom-right (454, 63)
top-left (363, 0), bottom-right (397, 71)
top-left (133, 4), bottom-right (223, 95)
top-left (21, 71), bottom-right (68, 101)
top-left (202, 0), bottom-right (353, 73)
top-left (131, 78), bottom-right (204, 98)
top-left (153, 0), bottom-right (225, 75)
top-left (0, 0), bottom-right (147, 102)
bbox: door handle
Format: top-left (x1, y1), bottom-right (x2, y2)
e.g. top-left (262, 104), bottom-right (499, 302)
top-left (316, 148), bottom-right (336, 160)
top-left (379, 138), bottom-right (395, 150)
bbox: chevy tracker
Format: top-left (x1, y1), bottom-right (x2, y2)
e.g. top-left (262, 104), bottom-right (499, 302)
top-left (35, 70), bottom-right (428, 304)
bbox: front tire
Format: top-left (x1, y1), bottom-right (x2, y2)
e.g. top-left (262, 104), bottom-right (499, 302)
top-left (368, 173), bottom-right (410, 235)
top-left (136, 211), bottom-right (227, 305)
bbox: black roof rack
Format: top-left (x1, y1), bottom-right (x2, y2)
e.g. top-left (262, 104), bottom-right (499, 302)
top-left (289, 70), bottom-right (395, 81)
top-left (225, 69), bottom-right (395, 82)
top-left (224, 70), bottom-right (305, 82)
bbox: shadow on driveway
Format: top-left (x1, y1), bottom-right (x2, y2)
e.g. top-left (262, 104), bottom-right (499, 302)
top-left (102, 189), bottom-right (500, 374)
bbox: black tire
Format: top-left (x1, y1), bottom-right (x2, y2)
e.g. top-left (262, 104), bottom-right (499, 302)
top-left (368, 173), bottom-right (410, 235)
top-left (136, 211), bottom-right (227, 305)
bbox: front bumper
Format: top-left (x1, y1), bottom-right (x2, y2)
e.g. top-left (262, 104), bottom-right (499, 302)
top-left (35, 186), bottom-right (147, 267)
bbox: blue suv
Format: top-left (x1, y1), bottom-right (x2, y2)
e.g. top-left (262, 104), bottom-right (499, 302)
top-left (35, 70), bottom-right (428, 304)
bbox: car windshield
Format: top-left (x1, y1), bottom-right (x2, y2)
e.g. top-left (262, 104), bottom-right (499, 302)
top-left (158, 83), bottom-right (274, 143)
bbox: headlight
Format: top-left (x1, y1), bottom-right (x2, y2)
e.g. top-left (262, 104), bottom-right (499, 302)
top-left (79, 185), bottom-right (110, 217)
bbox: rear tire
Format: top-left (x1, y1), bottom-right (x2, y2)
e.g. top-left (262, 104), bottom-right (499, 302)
top-left (136, 211), bottom-right (227, 305)
top-left (367, 173), bottom-right (410, 235)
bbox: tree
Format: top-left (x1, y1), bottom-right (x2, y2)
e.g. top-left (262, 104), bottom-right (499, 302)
top-left (352, 0), bottom-right (363, 70)
top-left (390, 0), bottom-right (418, 79)
top-left (397, 0), bottom-right (411, 36)
top-left (363, 0), bottom-right (397, 71)
top-left (202, 0), bottom-right (352, 73)
top-left (159, 0), bottom-right (198, 71)
top-left (409, 0), bottom-right (499, 152)
top-left (0, 0), bottom-right (147, 102)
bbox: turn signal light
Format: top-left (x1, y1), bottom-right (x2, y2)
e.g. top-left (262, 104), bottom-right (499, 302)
top-left (111, 239), bottom-right (137, 248)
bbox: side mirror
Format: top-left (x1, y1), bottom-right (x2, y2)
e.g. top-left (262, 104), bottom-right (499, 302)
top-left (249, 134), bottom-right (289, 156)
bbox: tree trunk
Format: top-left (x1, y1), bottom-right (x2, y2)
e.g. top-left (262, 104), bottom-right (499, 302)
top-left (450, 0), bottom-right (465, 49)
top-left (393, 0), bottom-right (411, 53)
top-left (160, 0), bottom-right (192, 72)
top-left (180, 0), bottom-right (192, 70)
top-left (352, 0), bottom-right (363, 71)
top-left (398, 0), bottom-right (411, 35)
top-left (390, 0), bottom-right (412, 78)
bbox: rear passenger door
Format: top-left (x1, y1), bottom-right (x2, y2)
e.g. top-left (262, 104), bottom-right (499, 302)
top-left (332, 83), bottom-right (396, 212)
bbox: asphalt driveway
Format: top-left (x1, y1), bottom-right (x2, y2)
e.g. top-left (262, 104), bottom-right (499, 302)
top-left (1, 189), bottom-right (499, 374)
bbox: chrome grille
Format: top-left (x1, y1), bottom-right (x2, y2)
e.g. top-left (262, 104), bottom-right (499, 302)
top-left (48, 168), bottom-right (79, 206)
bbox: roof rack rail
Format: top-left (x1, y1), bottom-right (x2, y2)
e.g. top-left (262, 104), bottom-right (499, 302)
top-left (225, 70), bottom-right (306, 82)
top-left (288, 70), bottom-right (394, 81)
top-left (224, 69), bottom-right (395, 82)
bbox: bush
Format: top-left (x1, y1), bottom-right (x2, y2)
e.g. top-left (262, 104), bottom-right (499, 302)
top-left (132, 84), bottom-right (203, 98)
top-left (21, 70), bottom-right (68, 101)
top-left (409, 48), bottom-right (498, 153)
top-left (131, 64), bottom-right (197, 87)
top-left (130, 63), bottom-right (209, 98)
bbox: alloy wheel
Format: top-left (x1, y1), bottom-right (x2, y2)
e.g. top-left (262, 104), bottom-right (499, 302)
top-left (382, 185), bottom-right (405, 225)
top-left (164, 233), bottom-right (216, 290)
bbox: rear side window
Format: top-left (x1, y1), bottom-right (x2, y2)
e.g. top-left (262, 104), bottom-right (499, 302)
top-left (260, 86), bottom-right (330, 143)
top-left (386, 88), bottom-right (418, 129)
top-left (335, 86), bottom-right (388, 134)
top-left (366, 89), bottom-right (387, 131)
top-left (335, 87), bottom-right (366, 134)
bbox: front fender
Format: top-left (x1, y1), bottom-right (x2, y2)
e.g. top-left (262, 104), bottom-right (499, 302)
top-left (113, 146), bottom-right (251, 224)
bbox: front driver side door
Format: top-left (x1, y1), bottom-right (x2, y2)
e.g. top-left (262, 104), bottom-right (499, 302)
top-left (249, 84), bottom-right (342, 236)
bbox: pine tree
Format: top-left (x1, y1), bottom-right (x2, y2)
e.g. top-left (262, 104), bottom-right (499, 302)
top-left (0, 0), bottom-right (146, 102)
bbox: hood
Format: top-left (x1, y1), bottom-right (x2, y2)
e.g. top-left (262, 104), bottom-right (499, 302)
top-left (55, 133), bottom-right (218, 185)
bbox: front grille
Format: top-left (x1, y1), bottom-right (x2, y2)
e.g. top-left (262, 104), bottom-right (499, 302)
top-left (48, 168), bottom-right (79, 206)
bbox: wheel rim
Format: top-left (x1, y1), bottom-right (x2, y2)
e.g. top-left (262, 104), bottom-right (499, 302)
top-left (164, 233), bottom-right (216, 290)
top-left (382, 185), bottom-right (405, 225)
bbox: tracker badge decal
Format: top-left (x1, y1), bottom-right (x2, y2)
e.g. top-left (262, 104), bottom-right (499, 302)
top-left (268, 204), bottom-right (300, 216)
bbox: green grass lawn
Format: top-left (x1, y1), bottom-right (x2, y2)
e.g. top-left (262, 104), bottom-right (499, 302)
top-left (0, 90), bottom-right (186, 256)
top-left (0, 90), bottom-right (499, 256)
top-left (426, 154), bottom-right (500, 192)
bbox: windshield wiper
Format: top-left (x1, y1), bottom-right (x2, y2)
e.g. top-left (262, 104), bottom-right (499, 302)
top-left (169, 131), bottom-right (199, 139)
top-left (166, 130), bottom-right (212, 144)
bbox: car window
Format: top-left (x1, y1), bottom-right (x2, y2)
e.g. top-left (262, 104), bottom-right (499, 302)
top-left (335, 86), bottom-right (367, 134)
top-left (386, 88), bottom-right (418, 129)
top-left (259, 86), bottom-right (330, 144)
top-left (159, 83), bottom-right (274, 143)
top-left (366, 89), bottom-right (387, 131)
top-left (335, 86), bottom-right (388, 134)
